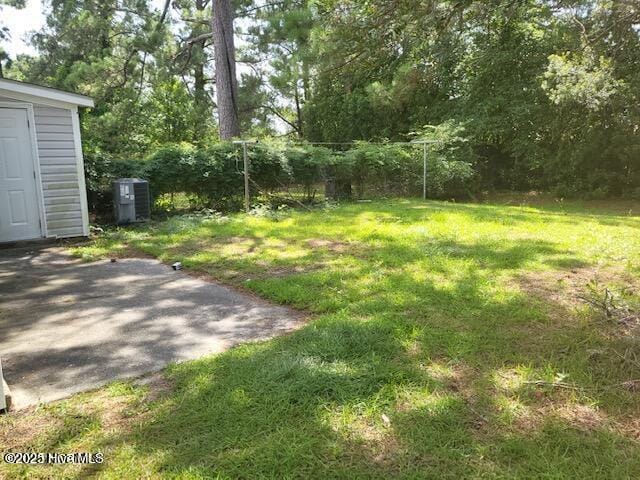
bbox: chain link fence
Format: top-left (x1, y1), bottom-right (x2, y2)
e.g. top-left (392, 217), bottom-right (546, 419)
top-left (87, 139), bottom-right (474, 221)
top-left (239, 141), bottom-right (432, 210)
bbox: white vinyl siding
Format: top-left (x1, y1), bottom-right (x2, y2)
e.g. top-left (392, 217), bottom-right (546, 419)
top-left (0, 95), bottom-right (85, 238)
top-left (33, 105), bottom-right (83, 237)
top-left (34, 106), bottom-right (84, 237)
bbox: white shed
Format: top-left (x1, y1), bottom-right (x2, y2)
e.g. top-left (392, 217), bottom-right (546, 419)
top-left (0, 78), bottom-right (94, 243)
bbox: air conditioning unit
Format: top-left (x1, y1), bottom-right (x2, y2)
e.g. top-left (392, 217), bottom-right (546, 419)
top-left (113, 178), bottom-right (151, 224)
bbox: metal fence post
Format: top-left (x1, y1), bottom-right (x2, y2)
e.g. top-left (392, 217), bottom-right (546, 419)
top-left (423, 142), bottom-right (427, 200)
top-left (243, 142), bottom-right (250, 212)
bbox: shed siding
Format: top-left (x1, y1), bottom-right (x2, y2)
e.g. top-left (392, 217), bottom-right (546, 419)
top-left (0, 96), bottom-right (85, 238)
top-left (35, 106), bottom-right (83, 237)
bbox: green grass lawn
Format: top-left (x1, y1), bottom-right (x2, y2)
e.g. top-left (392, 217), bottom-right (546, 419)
top-left (3, 198), bottom-right (640, 479)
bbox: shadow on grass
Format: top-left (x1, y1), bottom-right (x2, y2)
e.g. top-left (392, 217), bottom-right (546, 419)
top-left (27, 200), bottom-right (640, 478)
top-left (106, 312), bottom-right (639, 478)
top-left (66, 235), bottom-right (640, 478)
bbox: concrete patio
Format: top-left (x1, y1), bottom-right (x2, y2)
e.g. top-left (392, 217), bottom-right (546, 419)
top-left (0, 247), bottom-right (303, 409)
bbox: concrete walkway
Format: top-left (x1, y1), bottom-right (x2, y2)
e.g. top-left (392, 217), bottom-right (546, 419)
top-left (0, 247), bottom-right (303, 409)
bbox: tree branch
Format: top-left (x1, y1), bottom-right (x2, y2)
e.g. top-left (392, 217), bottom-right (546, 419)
top-left (260, 104), bottom-right (300, 132)
top-left (158, 0), bottom-right (171, 26)
top-left (186, 31), bottom-right (214, 44)
top-left (237, 1), bottom-right (287, 16)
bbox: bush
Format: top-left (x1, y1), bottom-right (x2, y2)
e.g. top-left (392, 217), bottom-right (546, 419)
top-left (142, 143), bottom-right (242, 209)
top-left (329, 121), bottom-right (477, 200)
top-left (413, 120), bottom-right (477, 198)
top-left (143, 143), bottom-right (195, 196)
top-left (284, 144), bottom-right (334, 200)
top-left (86, 136), bottom-right (479, 217)
top-left (343, 142), bottom-right (419, 197)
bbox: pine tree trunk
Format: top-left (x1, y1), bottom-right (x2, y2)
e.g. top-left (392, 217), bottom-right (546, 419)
top-left (212, 0), bottom-right (240, 139)
top-left (193, 0), bottom-right (207, 135)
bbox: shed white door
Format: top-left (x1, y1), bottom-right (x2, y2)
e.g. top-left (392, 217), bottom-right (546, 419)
top-left (0, 107), bottom-right (42, 242)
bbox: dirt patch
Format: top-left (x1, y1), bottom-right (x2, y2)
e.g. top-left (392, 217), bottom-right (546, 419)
top-left (518, 265), bottom-right (637, 307)
top-left (109, 246), bottom-right (156, 260)
top-left (211, 236), bottom-right (288, 254)
top-left (505, 402), bottom-right (609, 434)
top-left (446, 363), bottom-right (478, 396)
top-left (490, 366), bottom-right (640, 439)
top-left (446, 364), bottom-right (492, 431)
top-left (409, 359), bottom-right (490, 431)
top-left (133, 371), bottom-right (174, 404)
top-left (617, 416), bottom-right (640, 440)
top-left (307, 239), bottom-right (353, 253)
top-left (264, 264), bottom-right (322, 277)
top-left (211, 236), bottom-right (263, 249)
top-left (553, 403), bottom-right (608, 432)
top-left (163, 237), bottom-right (263, 258)
top-left (517, 266), bottom-right (639, 330)
top-left (98, 374), bottom-right (174, 432)
top-left (166, 238), bottom-right (214, 256)
top-left (331, 414), bottom-right (402, 470)
top-left (0, 410), bottom-right (63, 451)
top-left (0, 373), bottom-right (175, 452)
top-left (94, 391), bottom-right (143, 433)
top-left (215, 236), bottom-right (254, 244)
top-left (370, 432), bottom-right (401, 468)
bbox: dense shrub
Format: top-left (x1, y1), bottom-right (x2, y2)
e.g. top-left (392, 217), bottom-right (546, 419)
top-left (142, 143), bottom-right (244, 209)
top-left (141, 142), bottom-right (326, 206)
top-left (245, 143), bottom-right (290, 193)
top-left (339, 121), bottom-right (477, 199)
top-left (85, 137), bottom-right (478, 216)
top-left (343, 143), bottom-right (419, 197)
top-left (415, 121), bottom-right (477, 198)
top-left (143, 144), bottom-right (195, 196)
top-left (84, 152), bottom-right (145, 193)
top-left (283, 144), bottom-right (334, 200)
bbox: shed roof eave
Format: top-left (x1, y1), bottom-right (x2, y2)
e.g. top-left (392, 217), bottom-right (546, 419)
top-left (0, 78), bottom-right (94, 108)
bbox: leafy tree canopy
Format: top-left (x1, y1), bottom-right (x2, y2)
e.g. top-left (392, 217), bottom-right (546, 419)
top-left (0, 0), bottom-right (638, 197)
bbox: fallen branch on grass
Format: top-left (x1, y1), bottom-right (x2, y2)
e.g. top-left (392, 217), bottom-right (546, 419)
top-left (577, 280), bottom-right (639, 325)
top-left (521, 378), bottom-right (640, 392)
top-left (521, 380), bottom-right (585, 390)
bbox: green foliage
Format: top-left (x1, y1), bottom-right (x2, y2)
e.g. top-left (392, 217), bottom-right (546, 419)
top-left (143, 144), bottom-right (196, 196)
top-left (306, 0), bottom-right (640, 197)
top-left (4, 0), bottom-right (219, 157)
top-left (413, 121), bottom-right (476, 198)
top-left (343, 142), bottom-right (418, 197)
top-left (244, 0), bottom-right (315, 137)
top-left (143, 143), bottom-right (241, 209)
top-left (0, 0), bottom-right (26, 76)
top-left (540, 46), bottom-right (640, 198)
top-left (87, 137), bottom-right (478, 215)
top-left (335, 122), bottom-right (476, 199)
top-left (142, 142), bottom-right (293, 205)
top-left (7, 0), bottom-right (639, 199)
top-left (286, 144), bottom-right (334, 198)
top-left (83, 151), bottom-right (145, 214)
top-left (543, 51), bottom-right (626, 111)
top-left (144, 80), bottom-right (214, 146)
